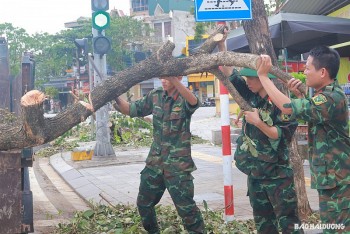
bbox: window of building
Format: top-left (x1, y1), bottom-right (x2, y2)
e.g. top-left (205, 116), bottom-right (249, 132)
top-left (164, 22), bottom-right (171, 37)
top-left (131, 0), bottom-right (148, 12)
top-left (154, 23), bottom-right (162, 40)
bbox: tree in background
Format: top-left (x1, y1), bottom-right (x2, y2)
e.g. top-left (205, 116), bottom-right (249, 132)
top-left (44, 86), bottom-right (59, 99)
top-left (107, 16), bottom-right (151, 72)
top-left (0, 23), bottom-right (32, 76)
top-left (0, 16), bottom-right (148, 88)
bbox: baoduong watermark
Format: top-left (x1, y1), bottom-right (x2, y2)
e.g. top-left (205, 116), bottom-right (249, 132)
top-left (294, 223), bottom-right (345, 230)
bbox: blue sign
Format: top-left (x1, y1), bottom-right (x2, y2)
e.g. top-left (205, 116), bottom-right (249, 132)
top-left (194, 0), bottom-right (252, 22)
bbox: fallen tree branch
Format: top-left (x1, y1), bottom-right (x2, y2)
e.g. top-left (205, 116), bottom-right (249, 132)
top-left (209, 68), bottom-right (252, 111)
top-left (0, 28), bottom-right (306, 151)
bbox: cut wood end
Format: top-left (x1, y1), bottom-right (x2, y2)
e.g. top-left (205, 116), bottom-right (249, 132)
top-left (213, 34), bottom-right (224, 42)
top-left (21, 90), bottom-right (45, 106)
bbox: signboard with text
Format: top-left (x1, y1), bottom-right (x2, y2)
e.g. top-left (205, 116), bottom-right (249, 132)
top-left (195, 0), bottom-right (252, 22)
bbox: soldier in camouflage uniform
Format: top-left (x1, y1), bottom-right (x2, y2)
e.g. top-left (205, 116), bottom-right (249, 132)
top-left (218, 40), bottom-right (302, 234)
top-left (257, 46), bottom-right (350, 233)
top-left (114, 76), bottom-right (205, 234)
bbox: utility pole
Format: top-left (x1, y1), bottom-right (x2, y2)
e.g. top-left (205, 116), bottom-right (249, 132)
top-left (91, 0), bottom-right (115, 157)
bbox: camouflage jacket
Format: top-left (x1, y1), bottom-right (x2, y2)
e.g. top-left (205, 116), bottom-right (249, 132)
top-left (287, 81), bottom-right (350, 189)
top-left (129, 87), bottom-right (199, 175)
top-left (230, 70), bottom-right (298, 179)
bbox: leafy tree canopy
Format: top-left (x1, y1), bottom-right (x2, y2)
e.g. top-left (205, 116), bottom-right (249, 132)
top-left (0, 16), bottom-right (148, 89)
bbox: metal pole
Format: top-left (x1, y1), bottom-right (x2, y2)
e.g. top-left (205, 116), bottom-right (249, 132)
top-left (216, 21), bottom-right (234, 222)
top-left (76, 49), bottom-right (80, 95)
top-left (88, 54), bottom-right (95, 139)
top-left (219, 81), bottom-right (234, 222)
top-left (92, 28), bottom-right (115, 157)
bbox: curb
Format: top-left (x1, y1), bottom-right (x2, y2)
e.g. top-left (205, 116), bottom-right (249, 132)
top-left (49, 153), bottom-right (103, 206)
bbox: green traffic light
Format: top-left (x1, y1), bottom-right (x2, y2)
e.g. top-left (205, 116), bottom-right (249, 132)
top-left (92, 11), bottom-right (110, 31)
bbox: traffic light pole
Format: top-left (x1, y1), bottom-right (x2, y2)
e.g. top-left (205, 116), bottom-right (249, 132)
top-left (92, 29), bottom-right (115, 157)
top-left (75, 48), bottom-right (80, 94)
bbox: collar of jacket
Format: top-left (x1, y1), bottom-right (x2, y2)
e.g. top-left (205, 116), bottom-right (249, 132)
top-left (162, 89), bottom-right (180, 101)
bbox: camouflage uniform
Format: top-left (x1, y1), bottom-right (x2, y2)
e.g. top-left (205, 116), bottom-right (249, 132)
top-left (286, 82), bottom-right (350, 233)
top-left (230, 70), bottom-right (302, 234)
top-left (129, 87), bottom-right (205, 234)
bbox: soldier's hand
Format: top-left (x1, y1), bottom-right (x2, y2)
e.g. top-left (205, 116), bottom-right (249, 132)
top-left (257, 55), bottom-right (272, 78)
top-left (288, 78), bottom-right (304, 98)
top-left (243, 108), bottom-right (261, 126)
top-left (164, 76), bottom-right (181, 83)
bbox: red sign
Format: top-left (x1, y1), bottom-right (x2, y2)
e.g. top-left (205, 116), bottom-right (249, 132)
top-left (281, 61), bottom-right (306, 73)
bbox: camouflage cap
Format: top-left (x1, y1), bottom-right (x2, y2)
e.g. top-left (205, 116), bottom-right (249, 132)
top-left (240, 68), bottom-right (276, 79)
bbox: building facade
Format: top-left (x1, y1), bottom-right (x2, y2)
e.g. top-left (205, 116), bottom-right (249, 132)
top-left (128, 0), bottom-right (198, 100)
top-left (279, 1), bottom-right (350, 98)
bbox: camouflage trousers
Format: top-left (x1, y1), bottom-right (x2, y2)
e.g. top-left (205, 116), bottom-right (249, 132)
top-left (137, 167), bottom-right (205, 234)
top-left (247, 176), bottom-right (303, 234)
top-left (318, 184), bottom-right (350, 234)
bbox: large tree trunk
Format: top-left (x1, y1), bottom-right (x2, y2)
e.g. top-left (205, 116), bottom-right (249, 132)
top-left (242, 0), bottom-right (312, 221)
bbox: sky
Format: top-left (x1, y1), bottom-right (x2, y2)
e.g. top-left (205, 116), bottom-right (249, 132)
top-left (0, 0), bottom-right (131, 35)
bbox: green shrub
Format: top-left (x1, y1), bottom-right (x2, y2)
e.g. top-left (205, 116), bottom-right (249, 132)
top-left (110, 112), bottom-right (153, 147)
top-left (290, 72), bottom-right (306, 84)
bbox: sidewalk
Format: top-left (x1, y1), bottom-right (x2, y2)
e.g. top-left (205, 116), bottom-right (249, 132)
top-left (49, 107), bottom-right (319, 221)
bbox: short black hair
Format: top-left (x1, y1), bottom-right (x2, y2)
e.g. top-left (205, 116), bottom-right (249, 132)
top-left (309, 46), bottom-right (340, 79)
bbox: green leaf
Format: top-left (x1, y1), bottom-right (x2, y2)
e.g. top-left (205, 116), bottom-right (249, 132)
top-left (249, 144), bottom-right (258, 157)
top-left (240, 142), bottom-right (248, 151)
top-left (259, 109), bottom-right (273, 126)
top-left (82, 210), bottom-right (94, 219)
top-left (203, 200), bottom-right (208, 212)
top-left (266, 118), bottom-right (273, 126)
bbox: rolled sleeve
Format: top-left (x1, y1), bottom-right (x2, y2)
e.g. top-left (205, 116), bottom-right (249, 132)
top-left (229, 69), bottom-right (253, 100)
top-left (229, 69), bottom-right (240, 82)
top-left (268, 126), bottom-right (282, 151)
top-left (273, 108), bottom-right (298, 144)
top-left (129, 103), bottom-right (138, 117)
top-left (289, 97), bottom-right (334, 124)
top-left (128, 91), bottom-right (154, 118)
top-left (185, 97), bottom-right (200, 114)
top-left (288, 99), bottom-right (307, 120)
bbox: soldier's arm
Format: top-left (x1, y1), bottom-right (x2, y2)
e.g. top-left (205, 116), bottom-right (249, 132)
top-left (217, 29), bottom-right (234, 77)
top-left (244, 109), bottom-right (279, 139)
top-left (257, 55), bottom-right (293, 114)
top-left (170, 78), bottom-right (198, 106)
top-left (114, 97), bottom-right (130, 115)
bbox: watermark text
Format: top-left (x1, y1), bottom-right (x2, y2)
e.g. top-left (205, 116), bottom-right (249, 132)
top-left (294, 223), bottom-right (345, 230)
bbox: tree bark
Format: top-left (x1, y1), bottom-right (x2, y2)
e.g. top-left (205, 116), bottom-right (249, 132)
top-left (242, 0), bottom-right (312, 221)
